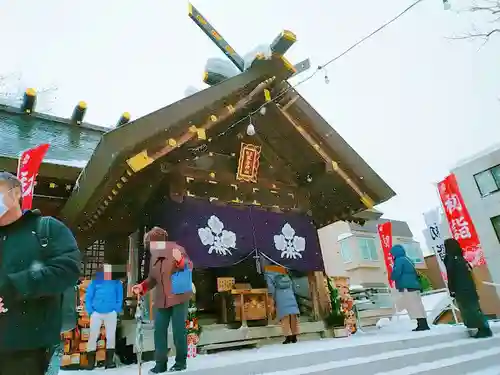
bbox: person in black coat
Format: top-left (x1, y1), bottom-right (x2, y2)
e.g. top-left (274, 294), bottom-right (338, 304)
top-left (444, 238), bottom-right (492, 338)
top-left (0, 172), bottom-right (81, 374)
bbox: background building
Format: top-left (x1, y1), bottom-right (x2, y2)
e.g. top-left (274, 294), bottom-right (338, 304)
top-left (451, 144), bottom-right (500, 291)
top-left (318, 217), bottom-right (426, 324)
top-left (318, 217), bottom-right (426, 287)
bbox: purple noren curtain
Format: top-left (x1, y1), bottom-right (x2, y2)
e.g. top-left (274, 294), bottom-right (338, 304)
top-left (153, 198), bottom-right (255, 268)
top-left (250, 208), bottom-right (324, 272)
top-left (152, 198), bottom-right (324, 271)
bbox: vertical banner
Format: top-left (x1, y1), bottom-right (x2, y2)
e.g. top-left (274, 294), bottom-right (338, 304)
top-left (437, 174), bottom-right (486, 267)
top-left (17, 144), bottom-right (50, 210)
top-left (378, 221), bottom-right (394, 288)
top-left (423, 209), bottom-right (448, 283)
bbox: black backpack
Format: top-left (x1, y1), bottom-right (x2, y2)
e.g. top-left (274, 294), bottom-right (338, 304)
top-left (36, 217), bottom-right (79, 333)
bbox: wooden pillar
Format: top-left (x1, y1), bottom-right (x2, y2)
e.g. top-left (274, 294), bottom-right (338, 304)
top-left (314, 272), bottom-right (330, 317)
top-left (307, 272), bottom-right (321, 320)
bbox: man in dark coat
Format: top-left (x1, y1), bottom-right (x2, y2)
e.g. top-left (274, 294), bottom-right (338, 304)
top-left (0, 172), bottom-right (81, 374)
top-left (444, 238), bottom-right (492, 338)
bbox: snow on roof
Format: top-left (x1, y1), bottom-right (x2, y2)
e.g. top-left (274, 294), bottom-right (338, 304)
top-left (44, 159), bottom-right (88, 168)
top-left (451, 142), bottom-right (500, 171)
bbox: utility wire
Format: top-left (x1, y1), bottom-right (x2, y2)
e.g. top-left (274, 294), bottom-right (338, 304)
top-left (215, 0), bottom-right (426, 138)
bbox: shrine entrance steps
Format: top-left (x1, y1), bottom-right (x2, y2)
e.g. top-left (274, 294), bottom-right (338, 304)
top-left (197, 320), bottom-right (326, 354)
top-left (180, 323), bottom-right (500, 374)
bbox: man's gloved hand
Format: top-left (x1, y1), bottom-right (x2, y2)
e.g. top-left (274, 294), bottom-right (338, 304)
top-left (0, 275), bottom-right (14, 313)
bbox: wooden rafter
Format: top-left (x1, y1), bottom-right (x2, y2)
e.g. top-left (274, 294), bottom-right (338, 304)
top-left (276, 101), bottom-right (375, 209)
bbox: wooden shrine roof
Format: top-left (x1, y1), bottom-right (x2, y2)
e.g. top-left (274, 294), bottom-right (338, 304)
top-left (0, 104), bottom-right (106, 168)
top-left (0, 59), bottom-right (394, 247)
top-left (60, 59), bottom-right (287, 245)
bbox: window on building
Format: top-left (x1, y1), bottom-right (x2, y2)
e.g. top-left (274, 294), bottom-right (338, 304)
top-left (491, 215), bottom-right (500, 242)
top-left (357, 237), bottom-right (379, 261)
top-left (402, 242), bottom-right (424, 264)
top-left (339, 240), bottom-right (353, 263)
top-left (474, 165), bottom-right (500, 197)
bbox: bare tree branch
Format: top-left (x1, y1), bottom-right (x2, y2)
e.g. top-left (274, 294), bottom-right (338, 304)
top-left (454, 0), bottom-right (500, 43)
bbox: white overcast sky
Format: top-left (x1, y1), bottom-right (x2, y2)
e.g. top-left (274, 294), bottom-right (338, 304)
top-left (1, 0), bottom-right (499, 252)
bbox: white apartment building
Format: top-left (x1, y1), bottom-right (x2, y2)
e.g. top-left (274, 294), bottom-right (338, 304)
top-left (449, 144), bottom-right (500, 287)
top-left (318, 217), bottom-right (426, 288)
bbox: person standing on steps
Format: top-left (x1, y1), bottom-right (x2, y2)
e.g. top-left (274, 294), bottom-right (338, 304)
top-left (84, 264), bottom-right (123, 370)
top-left (444, 238), bottom-right (493, 339)
top-left (264, 264), bottom-right (300, 344)
top-left (390, 244), bottom-right (430, 332)
top-left (0, 172), bottom-right (81, 375)
top-left (132, 227), bottom-right (193, 374)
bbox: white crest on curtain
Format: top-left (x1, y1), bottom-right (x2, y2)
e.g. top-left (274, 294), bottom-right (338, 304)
top-left (198, 215), bottom-right (237, 256)
top-left (274, 223), bottom-right (306, 259)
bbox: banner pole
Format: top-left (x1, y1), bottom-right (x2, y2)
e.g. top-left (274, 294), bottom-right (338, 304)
top-left (432, 181), bottom-right (459, 324)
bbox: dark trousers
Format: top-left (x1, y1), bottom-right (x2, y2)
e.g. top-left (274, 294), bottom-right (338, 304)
top-left (0, 348), bottom-right (52, 375)
top-left (154, 302), bottom-right (188, 366)
top-left (456, 298), bottom-right (489, 329)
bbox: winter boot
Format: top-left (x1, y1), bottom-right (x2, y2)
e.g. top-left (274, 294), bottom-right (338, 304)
top-left (282, 336), bottom-right (293, 344)
top-left (413, 318), bottom-right (430, 331)
top-left (290, 335), bottom-right (298, 343)
top-left (149, 361), bottom-right (168, 374)
top-left (169, 363), bottom-right (187, 372)
top-left (473, 327), bottom-right (493, 339)
top-left (105, 349), bottom-right (116, 369)
top-left (85, 351), bottom-right (96, 370)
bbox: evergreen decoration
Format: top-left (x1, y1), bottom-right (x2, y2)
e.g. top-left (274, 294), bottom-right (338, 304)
top-left (417, 271), bottom-right (433, 292)
top-left (186, 295), bottom-right (202, 337)
top-left (324, 277), bottom-right (345, 328)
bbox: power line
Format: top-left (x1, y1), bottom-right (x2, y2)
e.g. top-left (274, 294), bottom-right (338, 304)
top-left (216, 0), bottom-right (429, 138)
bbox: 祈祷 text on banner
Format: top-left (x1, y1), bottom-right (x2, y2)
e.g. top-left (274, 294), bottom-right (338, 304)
top-left (423, 209), bottom-right (448, 283)
top-left (438, 174), bottom-right (486, 267)
top-left (236, 142), bottom-right (261, 183)
top-left (17, 144), bottom-right (50, 210)
top-left (378, 221), bottom-right (394, 288)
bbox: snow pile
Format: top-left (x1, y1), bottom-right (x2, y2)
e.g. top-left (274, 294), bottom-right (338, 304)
top-left (375, 290), bottom-right (454, 331)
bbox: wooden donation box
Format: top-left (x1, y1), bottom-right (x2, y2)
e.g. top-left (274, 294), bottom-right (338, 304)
top-left (217, 278), bottom-right (274, 325)
top-left (233, 288), bottom-right (269, 323)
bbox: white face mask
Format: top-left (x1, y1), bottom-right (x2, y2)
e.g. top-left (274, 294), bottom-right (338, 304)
top-left (0, 192), bottom-right (8, 218)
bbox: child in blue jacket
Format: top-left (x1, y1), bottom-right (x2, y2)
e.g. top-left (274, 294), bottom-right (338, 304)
top-left (84, 265), bottom-right (123, 370)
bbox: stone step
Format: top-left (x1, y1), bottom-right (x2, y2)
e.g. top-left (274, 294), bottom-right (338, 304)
top-left (379, 346), bottom-right (500, 375)
top-left (262, 337), bottom-right (500, 375)
top-left (181, 324), bottom-right (500, 375)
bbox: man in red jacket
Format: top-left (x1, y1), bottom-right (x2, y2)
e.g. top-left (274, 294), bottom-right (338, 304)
top-left (132, 227), bottom-right (192, 373)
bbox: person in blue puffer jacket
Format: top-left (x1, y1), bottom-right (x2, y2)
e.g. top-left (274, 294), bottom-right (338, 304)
top-left (84, 264), bottom-right (123, 370)
top-left (390, 245), bottom-right (429, 332)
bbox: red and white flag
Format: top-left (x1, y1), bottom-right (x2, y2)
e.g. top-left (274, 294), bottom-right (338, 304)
top-left (378, 221), bottom-right (394, 288)
top-left (17, 144), bottom-right (50, 210)
top-left (437, 174), bottom-right (486, 267)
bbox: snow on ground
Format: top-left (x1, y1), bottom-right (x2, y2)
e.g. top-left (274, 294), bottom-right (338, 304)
top-left (376, 290), bottom-right (453, 332)
top-left (66, 322), bottom-right (499, 375)
top-left (264, 338), bottom-right (500, 375)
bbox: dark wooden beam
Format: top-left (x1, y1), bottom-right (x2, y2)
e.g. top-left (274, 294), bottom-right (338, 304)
top-left (179, 164), bottom-right (297, 190)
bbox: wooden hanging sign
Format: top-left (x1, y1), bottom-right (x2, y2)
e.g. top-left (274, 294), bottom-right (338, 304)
top-left (236, 142), bottom-right (261, 183)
